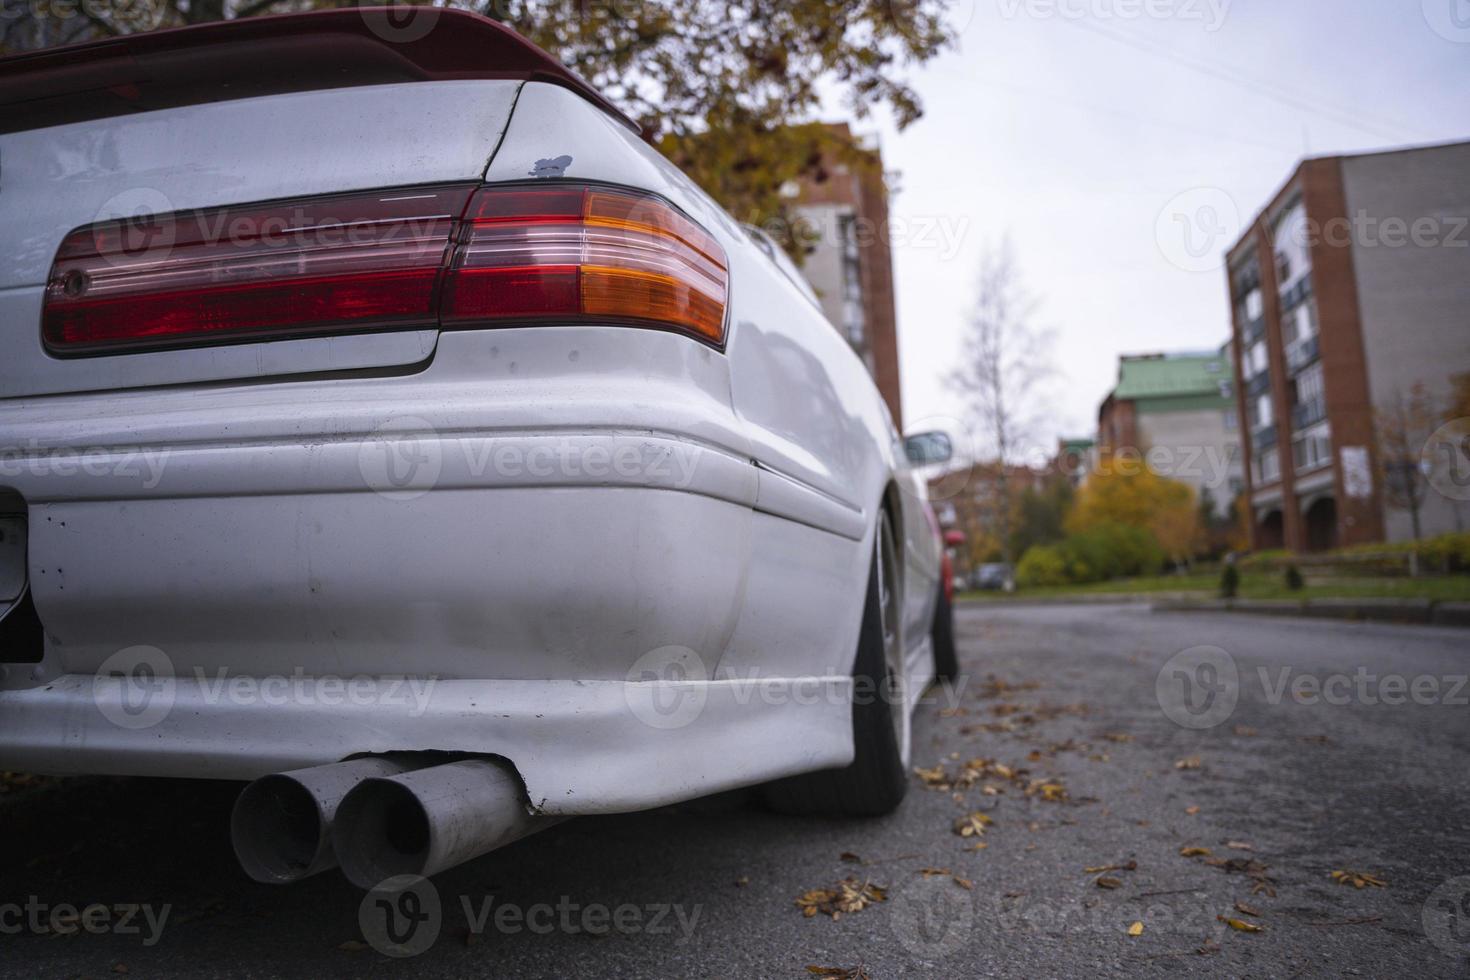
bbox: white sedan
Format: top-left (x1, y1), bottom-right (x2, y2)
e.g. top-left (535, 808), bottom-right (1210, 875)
top-left (0, 8), bottom-right (957, 888)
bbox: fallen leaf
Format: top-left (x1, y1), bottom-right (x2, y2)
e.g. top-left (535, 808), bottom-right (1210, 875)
top-left (336, 941), bottom-right (368, 952)
top-left (1232, 725), bottom-right (1257, 737)
top-left (1329, 870), bottom-right (1387, 889)
top-left (1127, 921), bottom-right (1144, 936)
top-left (919, 868), bottom-right (973, 890)
top-left (112, 967), bottom-right (129, 976)
top-left (1225, 841), bottom-right (1254, 851)
top-left (806, 967), bottom-right (871, 980)
top-left (795, 878), bottom-right (887, 920)
top-left (1218, 915), bottom-right (1263, 933)
top-left (1102, 732), bottom-right (1134, 743)
top-left (1180, 847), bottom-right (1212, 857)
top-left (839, 852), bottom-right (862, 863)
top-left (735, 876), bottom-right (750, 887)
top-left (1234, 901), bottom-right (1261, 917)
top-left (953, 812), bottom-right (994, 838)
top-left (1084, 861), bottom-right (1137, 874)
top-left (1095, 876), bottom-right (1122, 889)
top-left (1185, 805), bottom-right (1200, 816)
top-left (1174, 756), bottom-right (1202, 770)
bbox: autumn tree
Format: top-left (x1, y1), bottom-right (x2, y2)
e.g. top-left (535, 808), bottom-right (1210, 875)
top-left (1068, 453), bottom-right (1202, 567)
top-left (946, 240), bottom-right (1055, 565)
top-left (1376, 382), bottom-right (1441, 542)
top-left (0, 0), bottom-right (959, 254)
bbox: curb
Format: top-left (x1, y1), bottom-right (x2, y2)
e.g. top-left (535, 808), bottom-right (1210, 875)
top-left (1152, 597), bottom-right (1470, 628)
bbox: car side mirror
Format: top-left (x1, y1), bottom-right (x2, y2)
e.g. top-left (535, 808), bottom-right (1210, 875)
top-left (904, 431), bottom-right (953, 465)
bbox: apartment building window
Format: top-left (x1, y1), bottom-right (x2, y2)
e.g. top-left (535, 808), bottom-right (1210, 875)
top-left (1273, 200), bottom-right (1312, 290)
top-left (1253, 447), bottom-right (1280, 485)
top-left (1245, 339), bottom-right (1268, 379)
top-left (1249, 392), bottom-right (1273, 430)
top-left (1293, 422), bottom-right (1332, 473)
top-left (838, 215), bottom-right (866, 347)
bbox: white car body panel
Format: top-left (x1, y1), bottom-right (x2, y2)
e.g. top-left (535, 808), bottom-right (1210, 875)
top-left (0, 77), bottom-right (943, 815)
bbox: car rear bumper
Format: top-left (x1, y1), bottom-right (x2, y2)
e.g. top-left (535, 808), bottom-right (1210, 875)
top-left (0, 327), bottom-right (871, 807)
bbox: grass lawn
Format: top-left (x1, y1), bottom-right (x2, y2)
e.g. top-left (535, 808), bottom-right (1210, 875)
top-left (959, 572), bottom-right (1470, 603)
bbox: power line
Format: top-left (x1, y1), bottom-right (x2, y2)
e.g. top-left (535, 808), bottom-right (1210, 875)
top-left (1061, 18), bottom-right (1429, 144)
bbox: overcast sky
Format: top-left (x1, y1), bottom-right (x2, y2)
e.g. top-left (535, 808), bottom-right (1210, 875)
top-left (842, 0), bottom-right (1470, 459)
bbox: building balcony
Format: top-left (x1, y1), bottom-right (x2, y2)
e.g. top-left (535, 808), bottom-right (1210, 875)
top-left (1246, 372), bottom-right (1272, 398)
top-left (1253, 423), bottom-right (1278, 450)
top-left (1286, 335), bottom-right (1320, 374)
top-left (1292, 398), bottom-right (1326, 429)
top-left (1242, 316), bottom-right (1267, 344)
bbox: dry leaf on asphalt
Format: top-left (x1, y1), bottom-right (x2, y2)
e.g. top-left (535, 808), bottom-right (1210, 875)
top-left (806, 966), bottom-right (871, 980)
top-left (1185, 805), bottom-right (1201, 815)
top-left (1084, 860), bottom-right (1137, 874)
top-left (1225, 841), bottom-right (1254, 851)
top-left (1174, 756), bottom-right (1202, 770)
top-left (953, 812), bottom-right (994, 837)
top-left (1234, 901), bottom-right (1261, 917)
top-left (1095, 876), bottom-right (1123, 889)
top-left (1127, 921), bottom-right (1144, 936)
top-left (1180, 847), bottom-right (1212, 857)
top-left (919, 868), bottom-right (974, 890)
top-left (1101, 733), bottom-right (1134, 743)
top-left (795, 878), bottom-right (887, 920)
top-left (1217, 915), bottom-right (1263, 933)
top-left (335, 941), bottom-right (368, 952)
top-left (1330, 870), bottom-right (1387, 888)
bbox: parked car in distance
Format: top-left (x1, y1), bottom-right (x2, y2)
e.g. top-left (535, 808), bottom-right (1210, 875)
top-left (0, 9), bottom-right (958, 889)
top-left (973, 563), bottom-right (1018, 592)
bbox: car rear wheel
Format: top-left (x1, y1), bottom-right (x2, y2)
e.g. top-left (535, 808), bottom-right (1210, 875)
top-left (931, 587), bottom-right (959, 683)
top-left (764, 512), bottom-right (908, 816)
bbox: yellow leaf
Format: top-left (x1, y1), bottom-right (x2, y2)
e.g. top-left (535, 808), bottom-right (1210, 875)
top-left (1095, 876), bottom-right (1122, 889)
top-left (1174, 756), bottom-right (1202, 770)
top-left (1127, 921), bottom-right (1144, 936)
top-left (953, 812), bottom-right (994, 837)
top-left (1179, 847), bottom-right (1212, 857)
top-left (1217, 915), bottom-right (1263, 933)
top-left (1329, 870), bottom-right (1387, 888)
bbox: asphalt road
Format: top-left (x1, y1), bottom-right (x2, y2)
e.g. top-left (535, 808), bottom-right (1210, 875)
top-left (4, 603), bottom-right (1469, 978)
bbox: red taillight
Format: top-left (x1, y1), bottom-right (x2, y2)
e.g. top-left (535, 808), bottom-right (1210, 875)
top-left (43, 182), bottom-right (730, 355)
top-left (44, 186), bottom-right (474, 354)
top-left (442, 185), bottom-right (729, 345)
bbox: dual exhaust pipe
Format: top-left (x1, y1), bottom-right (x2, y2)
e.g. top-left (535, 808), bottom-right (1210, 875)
top-left (231, 756), bottom-right (553, 888)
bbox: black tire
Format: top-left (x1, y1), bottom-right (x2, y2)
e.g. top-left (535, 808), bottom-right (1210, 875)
top-left (931, 587), bottom-right (959, 683)
top-left (763, 515), bottom-right (908, 817)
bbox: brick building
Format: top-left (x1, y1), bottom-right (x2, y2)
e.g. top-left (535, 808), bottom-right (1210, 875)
top-left (1096, 350), bottom-right (1243, 517)
top-left (1226, 140), bottom-right (1470, 552)
top-left (793, 124), bottom-right (904, 430)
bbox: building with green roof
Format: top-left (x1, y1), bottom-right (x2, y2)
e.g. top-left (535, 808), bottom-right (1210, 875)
top-left (1097, 348), bottom-right (1243, 517)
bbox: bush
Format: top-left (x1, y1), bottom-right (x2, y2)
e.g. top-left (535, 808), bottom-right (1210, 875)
top-left (1063, 522), bottom-right (1165, 582)
top-left (1017, 545), bottom-right (1071, 589)
top-left (1418, 532), bottom-right (1470, 573)
top-left (1284, 564), bottom-right (1304, 590)
top-left (1220, 564), bottom-right (1239, 598)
